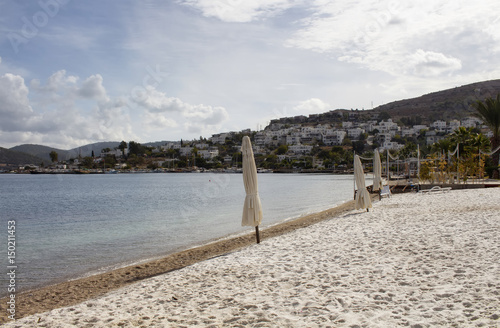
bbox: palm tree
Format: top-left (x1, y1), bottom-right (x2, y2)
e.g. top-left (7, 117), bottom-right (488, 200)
top-left (472, 94), bottom-right (500, 178)
top-left (431, 138), bottom-right (453, 155)
top-left (450, 127), bottom-right (474, 156)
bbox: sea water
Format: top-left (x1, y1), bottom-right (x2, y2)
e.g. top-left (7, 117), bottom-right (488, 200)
top-left (0, 173), bottom-right (366, 295)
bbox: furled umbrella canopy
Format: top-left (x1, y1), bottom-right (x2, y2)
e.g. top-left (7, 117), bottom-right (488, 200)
top-left (241, 136), bottom-right (263, 242)
top-left (354, 155), bottom-right (372, 211)
top-left (373, 149), bottom-right (383, 192)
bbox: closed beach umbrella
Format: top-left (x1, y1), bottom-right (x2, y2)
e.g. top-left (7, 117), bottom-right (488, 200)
top-left (354, 155), bottom-right (372, 211)
top-left (373, 149), bottom-right (383, 192)
top-left (241, 136), bottom-right (263, 243)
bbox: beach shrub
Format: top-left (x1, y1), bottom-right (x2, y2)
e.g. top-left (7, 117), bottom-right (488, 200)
top-left (419, 161), bottom-right (433, 183)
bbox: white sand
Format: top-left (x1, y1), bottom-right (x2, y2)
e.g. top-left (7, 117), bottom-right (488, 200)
top-left (6, 188), bottom-right (500, 328)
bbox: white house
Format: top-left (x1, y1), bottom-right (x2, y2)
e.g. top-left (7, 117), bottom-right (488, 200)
top-left (286, 133), bottom-right (302, 145)
top-left (198, 149), bottom-right (219, 160)
top-left (347, 128), bottom-right (365, 139)
top-left (195, 143), bottom-right (209, 149)
top-left (461, 117), bottom-right (482, 129)
top-left (162, 142), bottom-right (181, 150)
top-left (210, 133), bottom-right (229, 144)
top-left (376, 119), bottom-right (399, 133)
top-left (401, 128), bottom-right (416, 137)
top-left (413, 125), bottom-right (428, 134)
top-left (432, 120), bottom-right (447, 132)
top-left (323, 130), bottom-right (346, 146)
top-left (379, 141), bottom-right (404, 151)
top-left (288, 144), bottom-right (313, 154)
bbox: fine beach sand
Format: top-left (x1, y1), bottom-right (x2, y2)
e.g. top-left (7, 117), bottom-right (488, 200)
top-left (2, 188), bottom-right (500, 327)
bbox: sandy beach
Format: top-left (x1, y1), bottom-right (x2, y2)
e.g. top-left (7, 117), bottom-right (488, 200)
top-left (2, 187), bottom-right (500, 327)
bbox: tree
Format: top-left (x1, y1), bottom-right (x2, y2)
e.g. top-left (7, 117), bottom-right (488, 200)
top-left (398, 142), bottom-right (417, 159)
top-left (128, 141), bottom-right (145, 156)
top-left (276, 145), bottom-right (288, 155)
top-left (49, 151), bottom-right (58, 163)
top-left (471, 94), bottom-right (500, 178)
top-left (450, 127), bottom-right (474, 155)
top-left (81, 156), bottom-right (94, 169)
top-left (118, 141), bottom-right (127, 156)
top-left (352, 140), bottom-right (365, 153)
top-left (431, 138), bottom-right (453, 155)
top-left (379, 112), bottom-right (391, 121)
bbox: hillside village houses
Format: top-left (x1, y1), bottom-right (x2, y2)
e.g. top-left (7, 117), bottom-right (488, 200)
top-left (203, 114), bottom-right (488, 160)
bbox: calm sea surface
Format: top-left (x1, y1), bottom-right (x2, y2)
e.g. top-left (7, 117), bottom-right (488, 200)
top-left (0, 173), bottom-right (366, 295)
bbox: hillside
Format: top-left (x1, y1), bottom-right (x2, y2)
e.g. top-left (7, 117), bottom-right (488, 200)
top-left (272, 79), bottom-right (500, 126)
top-left (10, 144), bottom-right (70, 163)
top-left (10, 142), bottom-right (123, 162)
top-left (0, 147), bottom-right (45, 169)
top-left (66, 141), bottom-right (122, 158)
top-left (373, 79), bottom-right (500, 123)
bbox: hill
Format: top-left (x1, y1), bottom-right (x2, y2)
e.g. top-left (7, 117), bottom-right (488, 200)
top-left (10, 144), bottom-right (70, 163)
top-left (0, 147), bottom-right (45, 169)
top-left (373, 79), bottom-right (500, 123)
top-left (7, 141), bottom-right (175, 163)
top-left (66, 141), bottom-right (122, 158)
top-left (272, 79), bottom-right (500, 126)
top-left (10, 142), bottom-right (123, 162)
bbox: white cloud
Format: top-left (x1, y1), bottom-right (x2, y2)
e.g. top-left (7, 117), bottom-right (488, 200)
top-left (286, 0), bottom-right (499, 81)
top-left (0, 71), bottom-right (135, 149)
top-left (293, 98), bottom-right (331, 114)
top-left (409, 50), bottom-right (462, 77)
top-left (78, 74), bottom-right (109, 102)
top-left (133, 86), bottom-right (229, 133)
top-left (183, 104), bottom-right (229, 125)
top-left (179, 0), bottom-right (297, 22)
top-left (0, 73), bottom-right (34, 131)
top-left (143, 112), bottom-right (179, 130)
top-left (133, 87), bottom-right (187, 113)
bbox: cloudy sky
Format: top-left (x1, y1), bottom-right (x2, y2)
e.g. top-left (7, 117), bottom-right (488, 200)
top-left (1, 0), bottom-right (499, 149)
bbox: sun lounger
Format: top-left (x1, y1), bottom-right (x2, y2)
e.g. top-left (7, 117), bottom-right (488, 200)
top-left (419, 186), bottom-right (452, 194)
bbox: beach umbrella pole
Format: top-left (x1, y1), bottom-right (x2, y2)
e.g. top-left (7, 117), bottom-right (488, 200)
top-left (255, 226), bottom-right (260, 244)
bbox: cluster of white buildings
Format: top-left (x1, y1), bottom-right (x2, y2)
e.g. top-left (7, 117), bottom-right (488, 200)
top-left (153, 115), bottom-right (488, 164)
top-left (207, 116), bottom-right (487, 156)
top-left (160, 142), bottom-right (220, 160)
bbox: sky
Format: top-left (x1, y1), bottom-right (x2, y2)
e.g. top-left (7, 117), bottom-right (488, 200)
top-left (1, 0), bottom-right (500, 150)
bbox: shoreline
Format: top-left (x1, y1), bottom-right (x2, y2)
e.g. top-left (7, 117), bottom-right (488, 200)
top-left (2, 188), bottom-right (499, 327)
top-left (0, 198), bottom-right (358, 323)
